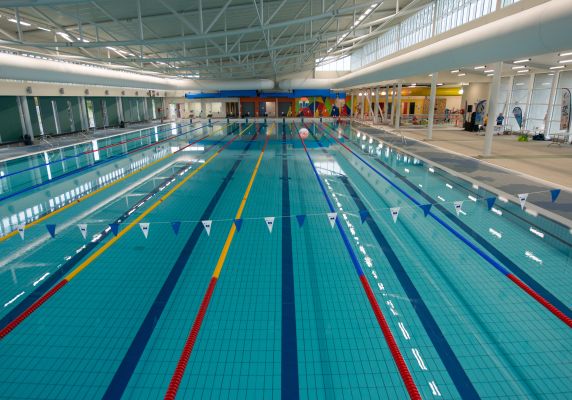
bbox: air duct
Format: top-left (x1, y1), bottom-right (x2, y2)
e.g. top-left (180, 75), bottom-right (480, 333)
top-left (0, 52), bottom-right (274, 91)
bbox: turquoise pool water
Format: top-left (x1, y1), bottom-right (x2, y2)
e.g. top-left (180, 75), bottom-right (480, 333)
top-left (0, 122), bottom-right (570, 399)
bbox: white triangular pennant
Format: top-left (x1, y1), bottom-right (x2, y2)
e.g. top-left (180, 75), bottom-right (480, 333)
top-left (390, 207), bottom-right (400, 223)
top-left (518, 193), bottom-right (528, 210)
top-left (327, 212), bottom-right (337, 228)
top-left (139, 222), bottom-right (150, 238)
top-left (454, 201), bottom-right (463, 215)
top-left (264, 217), bottom-right (275, 234)
top-left (17, 223), bottom-right (25, 240)
top-left (202, 220), bottom-right (212, 236)
top-left (78, 223), bottom-right (87, 239)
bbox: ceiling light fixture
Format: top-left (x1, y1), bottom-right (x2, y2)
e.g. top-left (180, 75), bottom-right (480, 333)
top-left (559, 59), bottom-right (572, 63)
top-left (8, 18), bottom-right (31, 26)
top-left (512, 65), bottom-right (525, 69)
top-left (450, 69), bottom-right (460, 73)
top-left (513, 58), bottom-right (530, 63)
top-left (458, 73), bottom-right (466, 76)
top-left (327, 3), bottom-right (378, 54)
top-left (558, 51), bottom-right (572, 57)
top-left (56, 32), bottom-right (74, 42)
top-left (516, 69), bottom-right (530, 73)
top-left (37, 26), bottom-right (51, 32)
top-left (549, 65), bottom-right (565, 69)
top-left (484, 69), bottom-right (494, 73)
top-left (474, 65), bottom-right (486, 69)
top-left (486, 73), bottom-right (494, 77)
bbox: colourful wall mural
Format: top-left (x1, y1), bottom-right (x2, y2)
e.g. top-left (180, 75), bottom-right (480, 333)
top-left (296, 96), bottom-right (351, 117)
top-left (238, 96), bottom-right (351, 117)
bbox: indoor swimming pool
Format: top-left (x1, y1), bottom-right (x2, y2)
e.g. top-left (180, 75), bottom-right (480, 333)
top-left (0, 121), bottom-right (570, 399)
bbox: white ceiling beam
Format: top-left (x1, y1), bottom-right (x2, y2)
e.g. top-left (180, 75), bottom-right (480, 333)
top-left (11, 1), bottom-right (378, 48)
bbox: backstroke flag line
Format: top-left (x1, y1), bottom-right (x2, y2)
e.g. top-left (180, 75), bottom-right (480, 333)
top-left (139, 223), bottom-right (150, 239)
top-left (390, 207), bottom-right (400, 223)
top-left (78, 224), bottom-right (88, 239)
top-left (202, 220), bottom-right (212, 236)
top-left (265, 217), bottom-right (275, 234)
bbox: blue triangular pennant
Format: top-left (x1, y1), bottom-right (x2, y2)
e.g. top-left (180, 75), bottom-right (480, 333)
top-left (486, 197), bottom-right (496, 210)
top-left (46, 224), bottom-right (56, 238)
top-left (171, 221), bottom-right (181, 235)
top-left (109, 223), bottom-right (119, 236)
top-left (420, 204), bottom-right (432, 217)
top-left (551, 189), bottom-right (561, 203)
top-left (359, 210), bottom-right (369, 223)
top-left (296, 215), bottom-right (306, 227)
top-left (234, 219), bottom-right (243, 232)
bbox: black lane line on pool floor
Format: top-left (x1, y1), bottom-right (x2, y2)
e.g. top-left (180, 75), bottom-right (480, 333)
top-left (281, 125), bottom-right (300, 399)
top-left (339, 175), bottom-right (481, 400)
top-left (103, 131), bottom-right (259, 399)
top-left (367, 149), bottom-right (572, 321)
top-left (0, 125), bottom-right (239, 332)
top-left (308, 128), bottom-right (480, 399)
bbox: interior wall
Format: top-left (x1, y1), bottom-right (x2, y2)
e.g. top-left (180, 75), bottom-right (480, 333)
top-left (461, 82), bottom-right (491, 111)
top-left (0, 96), bottom-right (24, 143)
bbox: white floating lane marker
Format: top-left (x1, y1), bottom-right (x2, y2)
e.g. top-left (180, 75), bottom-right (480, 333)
top-left (33, 272), bottom-right (50, 286)
top-left (525, 250), bottom-right (543, 264)
top-left (323, 172), bottom-right (439, 384)
top-left (398, 322), bottom-right (411, 340)
top-left (429, 381), bottom-right (442, 396)
top-left (4, 291), bottom-right (25, 308)
top-left (529, 227), bottom-right (544, 238)
top-left (412, 348), bottom-right (428, 370)
top-left (488, 228), bottom-right (502, 239)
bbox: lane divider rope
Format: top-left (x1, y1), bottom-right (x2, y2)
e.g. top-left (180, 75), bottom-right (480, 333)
top-left (294, 123), bottom-right (421, 400)
top-left (0, 121), bottom-right (217, 203)
top-left (164, 125), bottom-right (272, 400)
top-left (0, 124), bottom-right (253, 339)
top-left (320, 123), bottom-right (572, 328)
top-left (0, 124), bottom-right (231, 243)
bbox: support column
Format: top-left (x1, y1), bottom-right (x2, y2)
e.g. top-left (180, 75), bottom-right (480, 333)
top-left (484, 62), bottom-right (502, 156)
top-left (384, 85), bottom-right (389, 123)
top-left (366, 89), bottom-right (373, 119)
top-left (395, 82), bottom-right (402, 129)
top-left (524, 72), bottom-right (535, 131)
top-left (545, 71), bottom-right (560, 135)
top-left (427, 72), bottom-right (438, 139)
top-left (350, 92), bottom-right (355, 119)
top-left (142, 98), bottom-right (149, 121)
top-left (78, 96), bottom-right (89, 131)
top-left (17, 96), bottom-right (33, 139)
top-left (374, 87), bottom-right (380, 124)
top-left (360, 91), bottom-right (365, 120)
top-left (117, 97), bottom-right (124, 123)
top-left (391, 84), bottom-right (396, 125)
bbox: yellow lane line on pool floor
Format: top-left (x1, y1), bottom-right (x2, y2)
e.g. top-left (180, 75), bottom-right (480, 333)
top-left (65, 123), bottom-right (253, 281)
top-left (164, 124), bottom-right (273, 400)
top-left (213, 124), bottom-right (272, 278)
top-left (0, 123), bottom-right (230, 243)
top-left (0, 124), bottom-right (252, 340)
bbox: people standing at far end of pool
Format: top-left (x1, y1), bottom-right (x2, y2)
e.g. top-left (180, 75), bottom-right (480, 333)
top-left (496, 113), bottom-right (504, 126)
